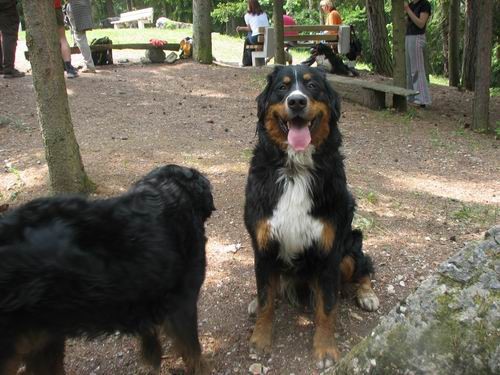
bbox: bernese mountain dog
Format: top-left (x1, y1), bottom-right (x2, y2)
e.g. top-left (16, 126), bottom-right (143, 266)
top-left (244, 66), bottom-right (379, 369)
top-left (0, 165), bottom-right (214, 375)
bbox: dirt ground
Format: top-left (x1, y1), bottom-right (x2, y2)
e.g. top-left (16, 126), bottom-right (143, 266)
top-left (1, 48), bottom-right (499, 374)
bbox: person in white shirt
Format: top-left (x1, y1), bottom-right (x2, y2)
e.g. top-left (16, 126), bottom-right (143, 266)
top-left (236, 0), bottom-right (269, 66)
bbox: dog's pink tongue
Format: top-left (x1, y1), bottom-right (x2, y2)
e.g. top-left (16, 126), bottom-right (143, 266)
top-left (288, 126), bottom-right (311, 151)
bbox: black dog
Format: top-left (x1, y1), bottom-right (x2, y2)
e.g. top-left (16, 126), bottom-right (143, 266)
top-left (0, 165), bottom-right (214, 375)
top-left (302, 43), bottom-right (358, 77)
top-left (244, 66), bottom-right (378, 369)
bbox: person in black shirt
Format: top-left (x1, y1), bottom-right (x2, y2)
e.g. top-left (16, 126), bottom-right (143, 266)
top-left (404, 0), bottom-right (431, 107)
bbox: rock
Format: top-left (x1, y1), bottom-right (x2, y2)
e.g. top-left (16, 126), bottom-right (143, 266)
top-left (331, 226), bottom-right (500, 375)
top-left (146, 48), bottom-right (166, 63)
top-left (249, 363), bottom-right (269, 374)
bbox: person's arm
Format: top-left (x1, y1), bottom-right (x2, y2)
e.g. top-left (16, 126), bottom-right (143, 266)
top-left (236, 25), bottom-right (251, 33)
top-left (404, 2), bottom-right (429, 29)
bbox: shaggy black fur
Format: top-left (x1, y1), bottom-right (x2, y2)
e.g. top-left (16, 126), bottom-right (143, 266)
top-left (244, 66), bottom-right (375, 367)
top-left (0, 165), bottom-right (214, 375)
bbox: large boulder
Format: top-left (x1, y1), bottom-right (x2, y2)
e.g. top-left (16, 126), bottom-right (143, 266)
top-left (333, 226), bottom-right (500, 375)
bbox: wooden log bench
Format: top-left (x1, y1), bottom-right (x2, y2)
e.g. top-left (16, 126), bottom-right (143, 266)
top-left (111, 7), bottom-right (154, 29)
top-left (326, 74), bottom-right (419, 112)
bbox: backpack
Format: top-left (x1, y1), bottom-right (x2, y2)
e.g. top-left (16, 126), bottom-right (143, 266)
top-left (179, 37), bottom-right (192, 59)
top-left (346, 25), bottom-right (362, 61)
top-left (90, 37), bottom-right (113, 66)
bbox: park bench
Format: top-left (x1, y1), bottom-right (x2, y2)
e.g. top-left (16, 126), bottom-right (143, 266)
top-left (284, 24), bottom-right (350, 53)
top-left (111, 7), bottom-right (154, 29)
top-left (326, 74), bottom-right (418, 112)
top-left (249, 24), bottom-right (350, 67)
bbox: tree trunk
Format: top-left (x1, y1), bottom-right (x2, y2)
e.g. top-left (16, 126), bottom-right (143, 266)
top-left (20, 0), bottom-right (93, 194)
top-left (192, 0), bottom-right (212, 64)
top-left (391, 0), bottom-right (406, 88)
top-left (366, 0), bottom-right (393, 76)
top-left (441, 0), bottom-right (449, 78)
top-left (126, 0), bottom-right (133, 11)
top-left (273, 0), bottom-right (285, 65)
top-left (448, 0), bottom-right (460, 86)
top-left (105, 0), bottom-right (115, 17)
top-left (472, 0), bottom-right (493, 132)
top-left (461, 0), bottom-right (479, 91)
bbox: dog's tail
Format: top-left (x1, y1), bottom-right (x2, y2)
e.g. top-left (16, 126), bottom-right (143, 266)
top-left (132, 164), bottom-right (215, 221)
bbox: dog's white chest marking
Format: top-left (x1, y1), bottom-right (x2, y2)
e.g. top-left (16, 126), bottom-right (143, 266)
top-left (269, 150), bottom-right (323, 264)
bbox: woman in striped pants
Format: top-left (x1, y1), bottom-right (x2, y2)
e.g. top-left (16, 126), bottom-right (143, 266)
top-left (66, 0), bottom-right (96, 73)
top-left (404, 0), bottom-right (432, 107)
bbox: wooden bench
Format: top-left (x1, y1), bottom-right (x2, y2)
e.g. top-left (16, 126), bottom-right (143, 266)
top-left (284, 24), bottom-right (350, 53)
top-left (250, 27), bottom-right (275, 67)
top-left (248, 24), bottom-right (350, 67)
top-left (326, 74), bottom-right (419, 112)
top-left (111, 8), bottom-right (154, 29)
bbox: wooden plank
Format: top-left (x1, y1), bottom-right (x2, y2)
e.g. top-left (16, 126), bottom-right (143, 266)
top-left (284, 34), bottom-right (338, 42)
top-left (89, 43), bottom-right (180, 51)
top-left (25, 43), bottom-right (180, 60)
top-left (284, 25), bottom-right (339, 32)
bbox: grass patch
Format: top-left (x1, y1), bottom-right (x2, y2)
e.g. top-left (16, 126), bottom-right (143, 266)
top-left (451, 203), bottom-right (499, 225)
top-left (429, 74), bottom-right (448, 86)
top-left (241, 148), bottom-right (253, 160)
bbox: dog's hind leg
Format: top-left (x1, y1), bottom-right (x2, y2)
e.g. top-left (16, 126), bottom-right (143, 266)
top-left (139, 328), bottom-right (162, 375)
top-left (165, 303), bottom-right (207, 375)
top-left (341, 230), bottom-right (379, 312)
top-left (24, 337), bottom-right (65, 375)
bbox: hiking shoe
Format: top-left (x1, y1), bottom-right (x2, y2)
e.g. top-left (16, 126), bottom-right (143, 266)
top-left (3, 68), bottom-right (25, 78)
top-left (66, 66), bottom-right (79, 79)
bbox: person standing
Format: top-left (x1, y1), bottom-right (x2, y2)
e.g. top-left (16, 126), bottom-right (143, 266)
top-left (404, 0), bottom-right (432, 107)
top-left (0, 0), bottom-right (25, 78)
top-left (236, 0), bottom-right (269, 66)
top-left (66, 0), bottom-right (96, 73)
top-left (54, 0), bottom-right (79, 78)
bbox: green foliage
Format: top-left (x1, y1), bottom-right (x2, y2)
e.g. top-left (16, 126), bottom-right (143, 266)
top-left (212, 1), bottom-right (246, 24)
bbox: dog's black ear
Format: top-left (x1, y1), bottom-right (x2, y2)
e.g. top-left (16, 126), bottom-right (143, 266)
top-left (324, 73), bottom-right (341, 122)
top-left (256, 66), bottom-right (283, 122)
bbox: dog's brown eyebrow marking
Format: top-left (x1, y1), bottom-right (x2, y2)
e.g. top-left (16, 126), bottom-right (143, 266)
top-left (303, 73), bottom-right (312, 80)
top-left (283, 76), bottom-right (292, 84)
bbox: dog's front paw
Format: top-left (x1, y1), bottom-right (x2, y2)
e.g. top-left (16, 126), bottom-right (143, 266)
top-left (249, 327), bottom-right (272, 354)
top-left (313, 342), bottom-right (340, 370)
top-left (357, 289), bottom-right (380, 312)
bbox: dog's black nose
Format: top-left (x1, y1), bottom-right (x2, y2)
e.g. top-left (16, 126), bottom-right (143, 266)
top-left (287, 94), bottom-right (307, 112)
